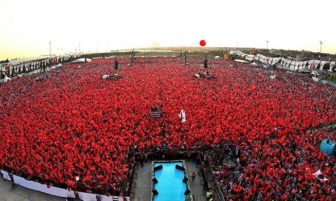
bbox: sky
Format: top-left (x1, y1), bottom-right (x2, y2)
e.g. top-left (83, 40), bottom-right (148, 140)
top-left (0, 0), bottom-right (336, 60)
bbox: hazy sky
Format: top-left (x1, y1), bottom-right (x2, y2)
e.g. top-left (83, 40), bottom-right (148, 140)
top-left (1, 0), bottom-right (335, 59)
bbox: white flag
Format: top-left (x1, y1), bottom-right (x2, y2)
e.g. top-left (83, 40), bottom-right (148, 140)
top-left (312, 169), bottom-right (322, 177)
top-left (312, 169), bottom-right (328, 182)
top-left (178, 109), bottom-right (186, 123)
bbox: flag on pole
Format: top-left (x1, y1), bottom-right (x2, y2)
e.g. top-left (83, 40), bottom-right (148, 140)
top-left (178, 109), bottom-right (186, 123)
top-left (312, 169), bottom-right (328, 182)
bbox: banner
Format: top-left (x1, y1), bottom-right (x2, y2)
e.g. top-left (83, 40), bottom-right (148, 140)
top-left (229, 51), bottom-right (335, 72)
top-left (0, 170), bottom-right (129, 201)
top-left (330, 62), bottom-right (335, 71)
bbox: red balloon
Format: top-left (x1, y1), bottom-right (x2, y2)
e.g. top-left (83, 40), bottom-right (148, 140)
top-left (199, 40), bottom-right (206, 47)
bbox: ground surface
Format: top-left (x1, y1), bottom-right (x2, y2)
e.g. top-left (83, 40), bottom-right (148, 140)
top-left (131, 160), bottom-right (206, 201)
top-left (0, 178), bottom-right (64, 201)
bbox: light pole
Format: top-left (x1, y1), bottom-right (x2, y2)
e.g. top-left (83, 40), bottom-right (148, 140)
top-left (49, 41), bottom-right (52, 58)
top-left (319, 41), bottom-right (323, 53)
top-left (266, 40), bottom-right (269, 50)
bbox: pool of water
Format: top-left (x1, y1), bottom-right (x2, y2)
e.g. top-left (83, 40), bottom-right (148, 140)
top-left (153, 161), bottom-right (187, 201)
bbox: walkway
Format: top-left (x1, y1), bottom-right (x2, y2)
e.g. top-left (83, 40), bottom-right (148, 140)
top-left (131, 161), bottom-right (152, 201)
top-left (185, 161), bottom-right (207, 201)
top-left (131, 160), bottom-right (206, 201)
top-left (0, 178), bottom-right (64, 201)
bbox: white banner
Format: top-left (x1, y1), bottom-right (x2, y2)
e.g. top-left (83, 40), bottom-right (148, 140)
top-left (80, 192), bottom-right (126, 201)
top-left (245, 54), bottom-right (255, 61)
top-left (229, 51), bottom-right (335, 72)
top-left (13, 175), bottom-right (75, 198)
top-left (330, 61), bottom-right (335, 71)
top-left (319, 61), bottom-right (328, 70)
top-left (1, 170), bottom-right (11, 180)
top-left (1, 170), bottom-right (129, 201)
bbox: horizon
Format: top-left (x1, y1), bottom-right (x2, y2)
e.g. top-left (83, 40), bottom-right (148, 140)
top-left (2, 46), bottom-right (333, 61)
top-left (1, 0), bottom-right (336, 60)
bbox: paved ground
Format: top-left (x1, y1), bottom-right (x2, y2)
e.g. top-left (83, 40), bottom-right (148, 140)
top-left (185, 161), bottom-right (207, 201)
top-left (131, 160), bottom-right (206, 201)
top-left (0, 160), bottom-right (206, 201)
top-left (131, 162), bottom-right (152, 201)
top-left (0, 178), bottom-right (64, 201)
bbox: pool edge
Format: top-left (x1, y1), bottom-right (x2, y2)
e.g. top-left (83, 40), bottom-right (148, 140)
top-left (151, 160), bottom-right (193, 201)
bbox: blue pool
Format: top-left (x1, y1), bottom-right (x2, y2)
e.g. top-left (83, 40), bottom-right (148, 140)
top-left (153, 161), bottom-right (187, 201)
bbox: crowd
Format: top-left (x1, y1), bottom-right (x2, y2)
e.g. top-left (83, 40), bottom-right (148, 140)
top-left (0, 57), bottom-right (335, 198)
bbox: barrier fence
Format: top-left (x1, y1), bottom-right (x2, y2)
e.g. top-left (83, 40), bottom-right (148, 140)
top-left (0, 170), bottom-right (129, 201)
top-left (230, 50), bottom-right (336, 72)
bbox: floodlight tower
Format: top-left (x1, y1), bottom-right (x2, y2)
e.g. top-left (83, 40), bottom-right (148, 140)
top-left (49, 41), bottom-right (52, 58)
top-left (266, 40), bottom-right (269, 49)
top-left (319, 41), bottom-right (323, 53)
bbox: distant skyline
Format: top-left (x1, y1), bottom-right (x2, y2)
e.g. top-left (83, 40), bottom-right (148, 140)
top-left (1, 0), bottom-right (335, 60)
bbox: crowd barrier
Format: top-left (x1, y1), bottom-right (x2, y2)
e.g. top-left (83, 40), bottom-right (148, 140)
top-left (230, 50), bottom-right (336, 71)
top-left (0, 170), bottom-right (129, 201)
top-left (0, 55), bottom-right (80, 78)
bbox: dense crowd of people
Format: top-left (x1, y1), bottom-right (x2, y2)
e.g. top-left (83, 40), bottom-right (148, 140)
top-left (0, 57), bottom-right (335, 198)
top-left (210, 128), bottom-right (336, 200)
